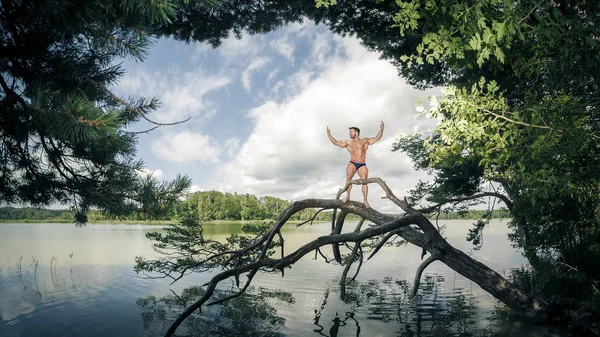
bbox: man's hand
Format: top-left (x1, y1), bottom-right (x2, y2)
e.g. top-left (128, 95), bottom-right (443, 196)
top-left (326, 126), bottom-right (331, 135)
top-left (380, 121), bottom-right (385, 130)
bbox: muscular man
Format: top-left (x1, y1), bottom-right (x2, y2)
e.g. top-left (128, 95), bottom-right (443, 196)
top-left (326, 121), bottom-right (385, 208)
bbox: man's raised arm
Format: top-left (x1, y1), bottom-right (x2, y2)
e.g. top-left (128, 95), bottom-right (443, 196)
top-left (327, 126), bottom-right (346, 148)
top-left (367, 121), bottom-right (385, 145)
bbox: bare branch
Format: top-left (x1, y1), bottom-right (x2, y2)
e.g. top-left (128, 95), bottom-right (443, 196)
top-left (206, 268), bottom-right (259, 306)
top-left (410, 252), bottom-right (440, 298)
top-left (315, 248), bottom-right (333, 263)
top-left (340, 218), bottom-right (366, 299)
top-left (276, 230), bottom-right (285, 277)
top-left (339, 218), bottom-right (368, 298)
top-left (170, 289), bottom-right (185, 307)
top-left (337, 177), bottom-right (411, 213)
top-left (350, 245), bottom-right (364, 283)
top-left (295, 208), bottom-right (326, 228)
top-left (416, 192), bottom-right (513, 213)
top-left (367, 228), bottom-right (403, 260)
top-left (151, 182), bottom-right (546, 336)
top-left (332, 210), bottom-right (348, 263)
top-left (125, 125), bottom-right (160, 134)
top-left (164, 213), bottom-right (421, 336)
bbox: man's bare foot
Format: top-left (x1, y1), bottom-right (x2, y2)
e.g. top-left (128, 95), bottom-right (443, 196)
top-left (364, 200), bottom-right (370, 208)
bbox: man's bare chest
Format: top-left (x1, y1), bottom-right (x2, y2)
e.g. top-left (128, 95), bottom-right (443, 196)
top-left (347, 141), bottom-right (367, 151)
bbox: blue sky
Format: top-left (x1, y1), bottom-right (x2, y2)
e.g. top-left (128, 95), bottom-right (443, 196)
top-left (113, 20), bottom-right (441, 212)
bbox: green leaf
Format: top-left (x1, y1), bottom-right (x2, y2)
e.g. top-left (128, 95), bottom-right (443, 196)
top-left (482, 28), bottom-right (493, 44)
top-left (494, 46), bottom-right (505, 63)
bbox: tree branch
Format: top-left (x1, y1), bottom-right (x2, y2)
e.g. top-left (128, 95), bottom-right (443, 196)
top-left (337, 177), bottom-right (411, 213)
top-left (410, 252), bottom-right (440, 298)
top-left (332, 210), bottom-right (348, 263)
top-left (340, 218), bottom-right (366, 299)
top-left (150, 179), bottom-right (546, 336)
top-left (85, 78), bottom-right (190, 127)
top-left (416, 192), bottom-right (513, 213)
top-left (350, 245), bottom-right (364, 283)
top-left (163, 213), bottom-right (421, 336)
top-left (295, 208), bottom-right (326, 228)
top-left (367, 228), bottom-right (403, 260)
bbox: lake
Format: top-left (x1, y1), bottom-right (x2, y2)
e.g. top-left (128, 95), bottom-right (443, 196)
top-left (0, 220), bottom-right (568, 337)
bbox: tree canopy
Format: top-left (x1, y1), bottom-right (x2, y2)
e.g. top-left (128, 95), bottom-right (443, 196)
top-left (0, 0), bottom-right (232, 222)
top-left (131, 0), bottom-right (600, 334)
top-left (5, 0), bottom-right (600, 334)
top-left (147, 0), bottom-right (600, 264)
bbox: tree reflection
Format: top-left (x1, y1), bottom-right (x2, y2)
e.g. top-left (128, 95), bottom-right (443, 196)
top-left (137, 275), bottom-right (526, 337)
top-left (311, 274), bottom-right (496, 337)
top-left (137, 286), bottom-right (294, 337)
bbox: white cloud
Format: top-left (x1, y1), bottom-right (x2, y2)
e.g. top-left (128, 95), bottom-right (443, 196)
top-left (217, 33), bottom-right (264, 60)
top-left (270, 36), bottom-right (295, 60)
top-left (151, 130), bottom-right (221, 164)
top-left (116, 68), bottom-right (231, 124)
top-left (267, 68), bottom-right (280, 84)
top-left (218, 34), bottom-right (441, 209)
top-left (190, 185), bottom-right (205, 193)
top-left (136, 167), bottom-right (164, 181)
top-left (242, 57), bottom-right (271, 92)
top-left (224, 137), bottom-right (240, 157)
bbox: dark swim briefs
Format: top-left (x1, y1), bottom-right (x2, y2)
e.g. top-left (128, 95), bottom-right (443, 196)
top-left (350, 160), bottom-right (366, 170)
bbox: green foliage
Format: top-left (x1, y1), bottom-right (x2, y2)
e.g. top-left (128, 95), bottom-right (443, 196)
top-left (134, 202), bottom-right (283, 281)
top-left (0, 206), bottom-right (74, 221)
top-left (0, 190), bottom-right (354, 223)
top-left (0, 0), bottom-right (229, 224)
top-left (507, 253), bottom-right (600, 336)
top-left (186, 191), bottom-right (334, 222)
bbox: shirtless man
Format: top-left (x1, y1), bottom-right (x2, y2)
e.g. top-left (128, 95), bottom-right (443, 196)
top-left (326, 121), bottom-right (385, 208)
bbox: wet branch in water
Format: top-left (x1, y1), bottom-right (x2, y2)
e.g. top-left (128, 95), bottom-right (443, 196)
top-left (134, 177), bottom-right (549, 337)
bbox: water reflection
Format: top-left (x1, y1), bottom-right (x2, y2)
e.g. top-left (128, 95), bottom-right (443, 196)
top-left (138, 274), bottom-right (498, 337)
top-left (312, 290), bottom-right (361, 337)
top-left (137, 286), bottom-right (294, 337)
top-left (307, 274), bottom-right (492, 337)
top-left (0, 222), bottom-right (569, 337)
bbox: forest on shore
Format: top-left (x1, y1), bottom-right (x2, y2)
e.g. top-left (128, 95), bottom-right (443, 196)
top-left (0, 190), bottom-right (509, 223)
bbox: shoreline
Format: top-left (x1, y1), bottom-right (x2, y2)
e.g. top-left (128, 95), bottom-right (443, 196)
top-left (0, 219), bottom-right (327, 225)
top-left (0, 217), bottom-right (508, 225)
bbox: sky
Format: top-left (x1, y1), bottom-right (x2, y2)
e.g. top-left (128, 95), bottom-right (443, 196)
top-left (114, 19), bottom-right (442, 213)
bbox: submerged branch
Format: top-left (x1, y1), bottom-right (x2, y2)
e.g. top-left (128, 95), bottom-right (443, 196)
top-left (410, 252), bottom-right (441, 298)
top-left (164, 213), bottom-right (421, 336)
top-left (340, 218), bottom-right (366, 299)
top-left (152, 178), bottom-right (548, 336)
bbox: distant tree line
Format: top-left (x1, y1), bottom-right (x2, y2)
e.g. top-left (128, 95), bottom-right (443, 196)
top-left (428, 209), bottom-right (510, 220)
top-left (0, 191), bottom-right (503, 223)
top-left (0, 191), bottom-right (337, 223)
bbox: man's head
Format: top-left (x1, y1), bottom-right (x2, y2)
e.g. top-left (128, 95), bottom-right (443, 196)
top-left (349, 126), bottom-right (360, 139)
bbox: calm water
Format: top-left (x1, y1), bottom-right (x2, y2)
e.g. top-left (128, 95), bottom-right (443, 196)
top-left (0, 220), bottom-right (568, 337)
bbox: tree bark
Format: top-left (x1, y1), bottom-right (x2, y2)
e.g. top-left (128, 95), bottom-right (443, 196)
top-left (439, 245), bottom-right (546, 320)
top-left (156, 179), bottom-right (550, 336)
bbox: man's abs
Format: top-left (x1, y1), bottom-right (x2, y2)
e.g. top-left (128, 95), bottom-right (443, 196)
top-left (346, 141), bottom-right (368, 162)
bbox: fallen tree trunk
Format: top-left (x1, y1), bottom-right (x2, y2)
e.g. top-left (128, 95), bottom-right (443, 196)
top-left (136, 178), bottom-right (549, 337)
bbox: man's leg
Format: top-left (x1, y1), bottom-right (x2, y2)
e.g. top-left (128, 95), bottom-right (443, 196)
top-left (358, 166), bottom-right (369, 208)
top-left (344, 163), bottom-right (357, 202)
